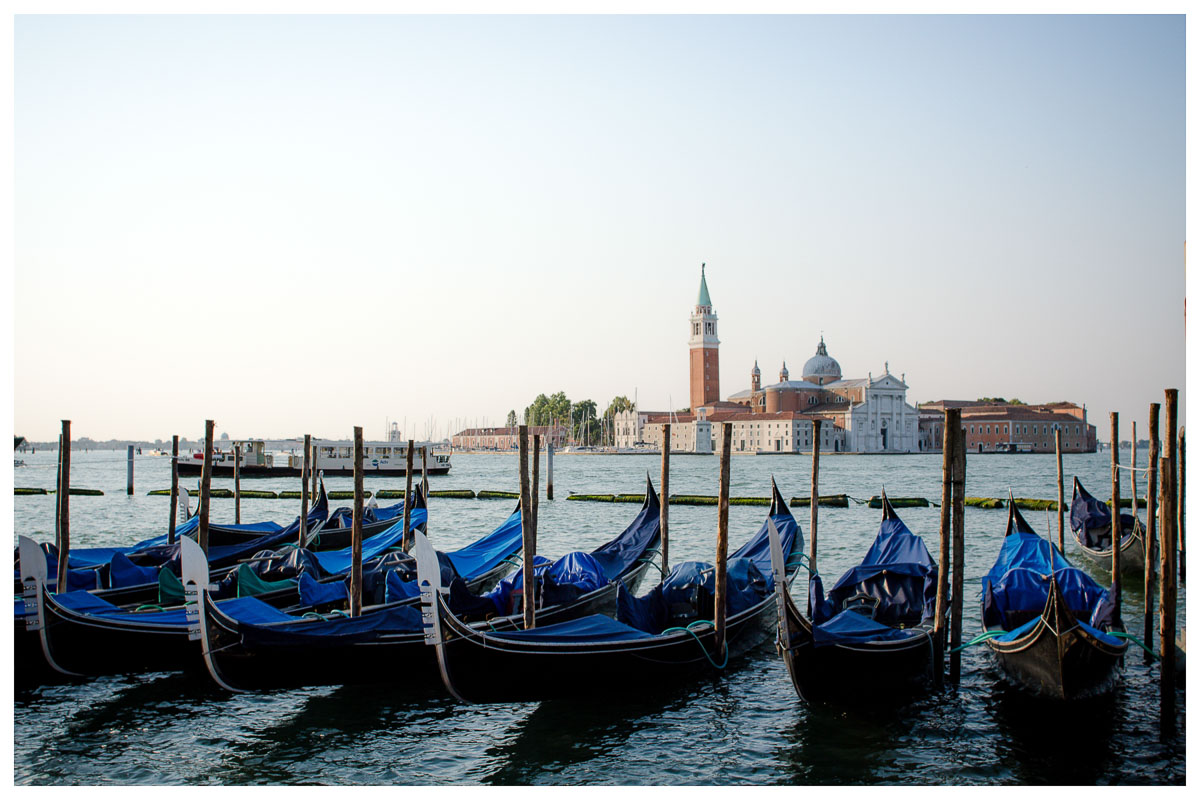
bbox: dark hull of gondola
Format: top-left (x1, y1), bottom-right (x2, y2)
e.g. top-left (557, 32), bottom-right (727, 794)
top-left (199, 558), bottom-right (656, 692)
top-left (433, 590), bottom-right (777, 704)
top-left (780, 592), bottom-right (940, 705)
top-left (36, 582), bottom-right (201, 678)
top-left (986, 581), bottom-right (1127, 700)
top-left (1072, 521), bottom-right (1147, 577)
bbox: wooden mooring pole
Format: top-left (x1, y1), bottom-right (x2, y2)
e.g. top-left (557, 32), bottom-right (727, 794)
top-left (234, 443), bottom-right (241, 524)
top-left (714, 422), bottom-right (733, 660)
top-left (56, 421), bottom-right (71, 594)
top-left (518, 425), bottom-right (536, 630)
top-left (1161, 388), bottom-right (1179, 708)
top-left (422, 445), bottom-right (430, 500)
top-left (1178, 427), bottom-right (1185, 585)
top-left (402, 439), bottom-right (414, 551)
top-left (532, 434), bottom-right (541, 534)
top-left (350, 426), bottom-right (364, 617)
top-left (310, 440), bottom-right (318, 500)
top-left (199, 420), bottom-right (214, 555)
top-left (1130, 420), bottom-right (1139, 554)
top-left (300, 433), bottom-right (311, 549)
top-left (1110, 412), bottom-right (1121, 620)
top-left (546, 440), bottom-right (554, 500)
top-left (1055, 428), bottom-right (1065, 553)
top-left (934, 409), bottom-right (958, 686)
top-left (168, 435), bottom-right (179, 545)
top-left (950, 419), bottom-right (966, 685)
top-left (810, 419), bottom-right (822, 589)
top-left (661, 423), bottom-right (670, 577)
top-left (1145, 403), bottom-right (1160, 660)
top-left (126, 444), bottom-right (135, 496)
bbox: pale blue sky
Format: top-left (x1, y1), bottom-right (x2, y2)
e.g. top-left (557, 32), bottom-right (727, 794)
top-left (14, 15), bottom-right (1185, 442)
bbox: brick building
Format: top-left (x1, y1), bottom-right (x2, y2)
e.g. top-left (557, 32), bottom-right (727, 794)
top-left (917, 400), bottom-right (1097, 453)
top-left (451, 425), bottom-right (567, 451)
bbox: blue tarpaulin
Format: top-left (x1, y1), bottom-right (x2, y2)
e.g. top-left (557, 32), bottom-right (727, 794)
top-left (298, 572), bottom-right (350, 606)
top-left (1070, 478), bottom-right (1138, 549)
top-left (617, 557), bottom-right (773, 635)
top-left (235, 602), bottom-right (423, 647)
top-left (809, 506), bottom-right (938, 643)
top-left (487, 613), bottom-right (654, 643)
top-left (812, 609), bottom-right (924, 647)
top-left (445, 506), bottom-right (523, 578)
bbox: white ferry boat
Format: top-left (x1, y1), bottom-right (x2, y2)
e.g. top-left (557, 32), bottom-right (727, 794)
top-left (178, 439), bottom-right (451, 478)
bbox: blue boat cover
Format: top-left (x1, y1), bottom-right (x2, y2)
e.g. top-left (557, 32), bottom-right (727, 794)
top-left (812, 609), bottom-right (924, 647)
top-left (982, 510), bottom-right (1115, 633)
top-left (487, 613), bottom-right (654, 643)
top-left (234, 601), bottom-right (423, 647)
top-left (588, 487), bottom-right (661, 580)
top-left (109, 552), bottom-right (161, 588)
top-left (479, 555), bottom-right (558, 616)
top-left (616, 557), bottom-right (772, 635)
top-left (312, 507), bottom-right (427, 574)
top-left (298, 572), bottom-right (350, 606)
top-left (808, 507), bottom-right (938, 643)
top-left (1070, 479), bottom-right (1138, 549)
top-left (730, 509), bottom-right (802, 577)
top-left (53, 591), bottom-right (296, 627)
top-left (445, 507), bottom-right (523, 578)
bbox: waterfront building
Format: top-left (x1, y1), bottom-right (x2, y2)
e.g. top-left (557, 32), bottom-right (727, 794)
top-left (917, 400), bottom-right (1097, 453)
top-left (451, 425), bottom-right (567, 451)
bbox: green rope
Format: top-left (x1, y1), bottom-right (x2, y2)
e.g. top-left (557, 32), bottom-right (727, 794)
top-left (134, 604), bottom-right (166, 612)
top-left (302, 611), bottom-right (327, 621)
top-left (950, 630), bottom-right (1008, 652)
top-left (660, 620), bottom-right (728, 669)
top-left (1107, 631), bottom-right (1157, 658)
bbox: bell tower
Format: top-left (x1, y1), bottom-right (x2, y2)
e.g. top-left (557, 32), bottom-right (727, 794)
top-left (689, 263), bottom-right (720, 410)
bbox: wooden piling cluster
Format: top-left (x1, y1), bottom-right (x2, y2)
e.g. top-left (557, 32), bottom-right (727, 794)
top-left (934, 408), bottom-right (957, 684)
top-left (950, 412), bottom-right (966, 685)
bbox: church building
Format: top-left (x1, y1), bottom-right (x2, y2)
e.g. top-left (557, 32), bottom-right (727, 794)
top-left (613, 266), bottom-right (921, 454)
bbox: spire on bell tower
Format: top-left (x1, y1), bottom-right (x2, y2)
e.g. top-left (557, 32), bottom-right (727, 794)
top-left (751, 359), bottom-right (761, 392)
top-left (688, 263), bottom-right (720, 411)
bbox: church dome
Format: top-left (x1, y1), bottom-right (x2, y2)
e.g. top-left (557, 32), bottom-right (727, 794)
top-left (802, 336), bottom-right (841, 384)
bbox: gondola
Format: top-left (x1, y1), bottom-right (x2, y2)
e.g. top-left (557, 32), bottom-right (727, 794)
top-left (1070, 477), bottom-right (1146, 576)
top-left (13, 482), bottom-right (333, 596)
top-left (982, 497), bottom-right (1127, 700)
top-left (187, 480), bottom-right (662, 692)
top-left (419, 480), bottom-right (802, 704)
top-left (18, 500), bottom-right (506, 681)
top-left (771, 493), bottom-right (941, 705)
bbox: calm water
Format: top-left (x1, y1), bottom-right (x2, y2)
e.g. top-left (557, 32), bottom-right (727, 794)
top-left (12, 448), bottom-right (1186, 784)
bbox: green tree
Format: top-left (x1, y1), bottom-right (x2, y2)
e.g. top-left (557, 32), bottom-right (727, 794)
top-left (505, 410), bottom-right (518, 428)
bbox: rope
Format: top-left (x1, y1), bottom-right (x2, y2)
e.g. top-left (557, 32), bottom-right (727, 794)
top-left (949, 630), bottom-right (1008, 652)
top-left (302, 611), bottom-right (327, 621)
top-left (660, 620), bottom-right (728, 669)
top-left (134, 604), bottom-right (166, 612)
top-left (1108, 631), bottom-right (1157, 658)
top-left (1115, 464), bottom-right (1151, 473)
top-left (847, 496), bottom-right (869, 505)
